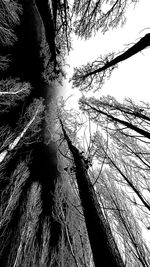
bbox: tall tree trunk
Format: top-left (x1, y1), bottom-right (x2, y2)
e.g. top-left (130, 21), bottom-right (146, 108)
top-left (0, 1), bottom-right (61, 266)
top-left (20, 1), bottom-right (61, 264)
top-left (60, 119), bottom-right (125, 267)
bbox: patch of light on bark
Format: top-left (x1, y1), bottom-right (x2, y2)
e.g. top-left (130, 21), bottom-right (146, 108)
top-left (0, 107), bottom-right (40, 163)
top-left (0, 87), bottom-right (26, 95)
top-left (0, 150), bottom-right (7, 163)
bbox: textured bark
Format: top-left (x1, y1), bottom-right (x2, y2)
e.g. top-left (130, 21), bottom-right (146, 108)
top-left (60, 119), bottom-right (125, 267)
top-left (8, 0), bottom-right (45, 83)
top-left (0, 1), bottom-right (60, 266)
top-left (0, 0), bottom-right (53, 128)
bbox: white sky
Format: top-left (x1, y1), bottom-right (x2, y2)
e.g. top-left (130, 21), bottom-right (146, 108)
top-left (61, 0), bottom-right (150, 107)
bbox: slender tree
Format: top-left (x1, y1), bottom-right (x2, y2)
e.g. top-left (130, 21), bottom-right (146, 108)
top-left (59, 118), bottom-right (125, 267)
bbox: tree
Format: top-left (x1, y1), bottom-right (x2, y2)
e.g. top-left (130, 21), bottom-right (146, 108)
top-left (59, 118), bottom-right (125, 267)
top-left (77, 94), bottom-right (150, 265)
top-left (0, 1), bottom-right (73, 266)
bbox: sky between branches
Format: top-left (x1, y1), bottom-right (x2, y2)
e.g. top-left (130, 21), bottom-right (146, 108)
top-left (60, 0), bottom-right (150, 109)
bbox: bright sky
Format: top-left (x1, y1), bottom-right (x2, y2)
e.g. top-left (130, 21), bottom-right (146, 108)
top-left (61, 0), bottom-right (150, 107)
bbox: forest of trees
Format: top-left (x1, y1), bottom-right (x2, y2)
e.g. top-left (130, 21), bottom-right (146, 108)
top-left (0, 0), bottom-right (150, 266)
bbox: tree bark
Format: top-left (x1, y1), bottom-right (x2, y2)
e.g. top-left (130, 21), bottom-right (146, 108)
top-left (35, 0), bottom-right (57, 61)
top-left (60, 119), bottom-right (125, 267)
top-left (0, 1), bottom-right (60, 266)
